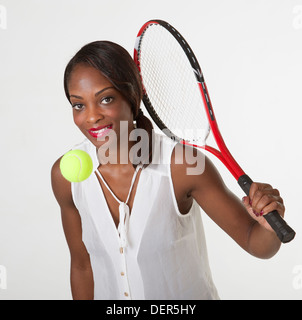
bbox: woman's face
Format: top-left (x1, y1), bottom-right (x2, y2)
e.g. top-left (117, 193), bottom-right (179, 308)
top-left (67, 63), bottom-right (134, 149)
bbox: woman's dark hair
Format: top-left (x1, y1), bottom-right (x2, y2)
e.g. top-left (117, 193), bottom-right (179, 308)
top-left (63, 41), bottom-right (154, 166)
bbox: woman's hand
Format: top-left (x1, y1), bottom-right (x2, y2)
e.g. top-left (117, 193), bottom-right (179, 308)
top-left (242, 182), bottom-right (285, 233)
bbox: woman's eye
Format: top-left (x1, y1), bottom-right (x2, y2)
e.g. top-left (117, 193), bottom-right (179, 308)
top-left (72, 103), bottom-right (84, 110)
top-left (101, 97), bottom-right (114, 105)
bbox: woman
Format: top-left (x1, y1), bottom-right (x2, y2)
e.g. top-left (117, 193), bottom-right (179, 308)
top-left (51, 41), bottom-right (285, 300)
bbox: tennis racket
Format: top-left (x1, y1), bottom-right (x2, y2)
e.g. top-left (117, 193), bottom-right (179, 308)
top-left (134, 19), bottom-right (295, 243)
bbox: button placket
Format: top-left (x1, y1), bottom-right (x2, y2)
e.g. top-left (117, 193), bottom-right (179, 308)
top-left (96, 164), bottom-right (142, 300)
top-left (119, 246), bottom-right (131, 299)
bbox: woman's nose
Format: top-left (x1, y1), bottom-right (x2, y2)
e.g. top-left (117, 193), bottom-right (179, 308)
top-left (86, 105), bottom-right (104, 124)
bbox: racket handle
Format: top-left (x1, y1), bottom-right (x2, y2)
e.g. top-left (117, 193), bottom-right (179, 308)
top-left (238, 174), bottom-right (295, 243)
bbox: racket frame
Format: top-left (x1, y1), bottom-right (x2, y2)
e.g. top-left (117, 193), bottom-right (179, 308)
top-left (134, 19), bottom-right (295, 243)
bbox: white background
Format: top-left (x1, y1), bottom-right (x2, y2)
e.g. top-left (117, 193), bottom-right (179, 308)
top-left (0, 0), bottom-right (301, 300)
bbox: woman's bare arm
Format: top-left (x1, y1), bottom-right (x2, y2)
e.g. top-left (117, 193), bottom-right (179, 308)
top-left (171, 145), bottom-right (282, 259)
top-left (51, 157), bottom-right (94, 299)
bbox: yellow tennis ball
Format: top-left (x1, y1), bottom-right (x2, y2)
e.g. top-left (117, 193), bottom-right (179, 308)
top-left (60, 149), bottom-right (93, 182)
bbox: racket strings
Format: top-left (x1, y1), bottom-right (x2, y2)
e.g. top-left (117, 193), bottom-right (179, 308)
top-left (138, 24), bottom-right (209, 143)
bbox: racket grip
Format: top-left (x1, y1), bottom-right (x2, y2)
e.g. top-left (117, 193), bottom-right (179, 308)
top-left (238, 174), bottom-right (295, 243)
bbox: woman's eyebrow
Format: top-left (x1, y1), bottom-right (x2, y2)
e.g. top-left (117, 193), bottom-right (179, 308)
top-left (95, 87), bottom-right (115, 97)
top-left (69, 87), bottom-right (114, 100)
top-left (69, 94), bottom-right (83, 100)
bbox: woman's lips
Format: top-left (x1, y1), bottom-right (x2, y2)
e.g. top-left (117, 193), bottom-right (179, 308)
top-left (88, 124), bottom-right (113, 138)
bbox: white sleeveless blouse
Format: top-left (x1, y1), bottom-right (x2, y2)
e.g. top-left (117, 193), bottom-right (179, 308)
top-left (71, 133), bottom-right (219, 300)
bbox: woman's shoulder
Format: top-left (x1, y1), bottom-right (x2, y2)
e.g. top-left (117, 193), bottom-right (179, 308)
top-left (170, 142), bottom-right (224, 196)
top-left (51, 154), bottom-right (76, 209)
top-left (172, 143), bottom-right (205, 170)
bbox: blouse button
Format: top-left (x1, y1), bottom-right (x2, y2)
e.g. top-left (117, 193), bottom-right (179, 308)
top-left (124, 292), bottom-right (129, 297)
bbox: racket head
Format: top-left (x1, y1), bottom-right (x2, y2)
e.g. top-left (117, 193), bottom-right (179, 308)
top-left (134, 20), bottom-right (211, 146)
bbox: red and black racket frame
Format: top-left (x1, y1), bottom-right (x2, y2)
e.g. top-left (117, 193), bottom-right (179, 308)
top-left (134, 19), bottom-right (295, 243)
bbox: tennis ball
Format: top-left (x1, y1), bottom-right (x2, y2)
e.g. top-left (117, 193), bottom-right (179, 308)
top-left (60, 149), bottom-right (93, 182)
